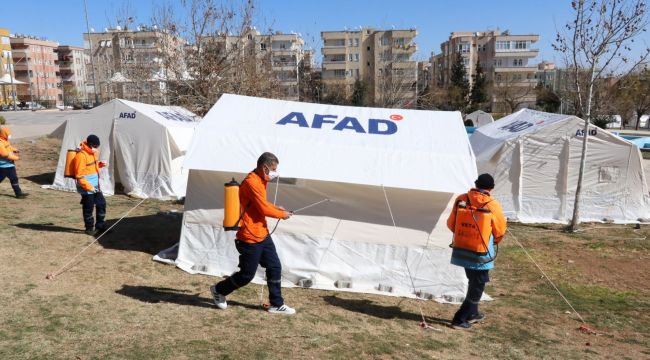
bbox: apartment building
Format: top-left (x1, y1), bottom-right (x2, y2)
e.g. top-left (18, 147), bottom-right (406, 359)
top-left (206, 28), bottom-right (306, 101)
top-left (321, 28), bottom-right (418, 107)
top-left (83, 25), bottom-right (185, 104)
top-left (1, 28), bottom-right (17, 106)
top-left (433, 30), bottom-right (539, 113)
top-left (55, 45), bottom-right (90, 103)
top-left (10, 35), bottom-right (62, 107)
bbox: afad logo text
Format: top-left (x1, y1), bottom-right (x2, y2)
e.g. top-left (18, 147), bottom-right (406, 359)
top-left (276, 112), bottom-right (403, 135)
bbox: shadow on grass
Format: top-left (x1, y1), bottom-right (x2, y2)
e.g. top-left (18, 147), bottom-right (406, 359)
top-left (97, 214), bottom-right (181, 255)
top-left (116, 285), bottom-right (261, 310)
top-left (24, 171), bottom-right (55, 185)
top-left (14, 222), bottom-right (84, 234)
top-left (323, 295), bottom-right (450, 325)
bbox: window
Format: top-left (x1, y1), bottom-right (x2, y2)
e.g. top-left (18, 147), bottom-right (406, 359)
top-left (348, 38), bottom-right (353, 46)
top-left (513, 59), bottom-right (523, 67)
top-left (457, 42), bottom-right (470, 53)
top-left (381, 37), bottom-right (390, 46)
top-left (462, 57), bottom-right (469, 66)
top-left (495, 41), bottom-right (510, 51)
top-left (394, 38), bottom-right (405, 46)
top-left (348, 53), bottom-right (353, 61)
top-left (353, 53), bottom-right (359, 62)
top-left (514, 40), bottom-right (528, 50)
top-left (494, 59), bottom-right (502, 67)
top-left (354, 38), bottom-right (359, 47)
top-left (334, 69), bottom-right (345, 77)
top-left (260, 43), bottom-right (266, 51)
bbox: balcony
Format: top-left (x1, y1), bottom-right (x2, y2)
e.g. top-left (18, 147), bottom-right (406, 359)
top-left (322, 61), bottom-right (347, 70)
top-left (494, 48), bottom-right (539, 58)
top-left (13, 62), bottom-right (29, 71)
top-left (272, 61), bottom-right (298, 71)
top-left (321, 47), bottom-right (347, 56)
top-left (494, 66), bottom-right (538, 73)
top-left (322, 39), bottom-right (346, 48)
top-left (392, 43), bottom-right (417, 53)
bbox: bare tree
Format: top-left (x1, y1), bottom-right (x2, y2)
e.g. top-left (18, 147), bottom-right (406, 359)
top-left (492, 73), bottom-right (537, 114)
top-left (153, 0), bottom-right (283, 115)
top-left (616, 68), bottom-right (650, 129)
top-left (554, 0), bottom-right (649, 230)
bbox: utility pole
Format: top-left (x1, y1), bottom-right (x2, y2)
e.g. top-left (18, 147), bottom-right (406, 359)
top-left (84, 0), bottom-right (100, 106)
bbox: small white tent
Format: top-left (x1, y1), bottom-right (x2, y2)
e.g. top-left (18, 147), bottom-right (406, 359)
top-left (160, 94), bottom-right (479, 300)
top-left (471, 109), bottom-right (650, 223)
top-left (465, 110), bottom-right (494, 128)
top-left (49, 99), bottom-right (199, 199)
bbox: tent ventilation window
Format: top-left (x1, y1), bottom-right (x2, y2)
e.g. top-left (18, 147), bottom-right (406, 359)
top-left (598, 166), bottom-right (620, 183)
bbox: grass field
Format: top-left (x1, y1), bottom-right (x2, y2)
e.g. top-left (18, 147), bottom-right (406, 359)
top-left (0, 137), bottom-right (649, 359)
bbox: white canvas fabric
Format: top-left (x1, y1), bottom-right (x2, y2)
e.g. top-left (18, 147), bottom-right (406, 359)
top-left (471, 109), bottom-right (650, 223)
top-left (465, 110), bottom-right (494, 128)
top-left (48, 99), bottom-right (199, 200)
top-left (166, 94), bottom-right (479, 300)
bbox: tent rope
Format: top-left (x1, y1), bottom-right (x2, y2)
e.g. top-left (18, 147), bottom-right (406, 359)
top-left (381, 185), bottom-right (431, 329)
top-left (46, 182), bottom-right (163, 280)
top-left (507, 228), bottom-right (586, 323)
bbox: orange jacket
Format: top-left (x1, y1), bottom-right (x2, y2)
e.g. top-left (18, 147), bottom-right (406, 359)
top-left (0, 127), bottom-right (19, 162)
top-left (236, 170), bottom-right (288, 243)
top-left (71, 141), bottom-right (105, 192)
top-left (447, 189), bottom-right (507, 244)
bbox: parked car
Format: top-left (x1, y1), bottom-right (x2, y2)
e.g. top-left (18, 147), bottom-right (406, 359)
top-left (18, 101), bottom-right (45, 110)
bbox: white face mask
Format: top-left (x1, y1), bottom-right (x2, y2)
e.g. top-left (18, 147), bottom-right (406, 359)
top-left (268, 170), bottom-right (279, 181)
top-left (7, 135), bottom-right (12, 140)
top-left (92, 148), bottom-right (98, 153)
top-left (264, 165), bottom-right (279, 181)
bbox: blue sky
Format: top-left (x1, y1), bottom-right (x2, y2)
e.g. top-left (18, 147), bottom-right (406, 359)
top-left (2, 0), bottom-right (649, 65)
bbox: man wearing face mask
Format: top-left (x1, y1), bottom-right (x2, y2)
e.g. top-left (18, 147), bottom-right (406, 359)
top-left (0, 127), bottom-right (28, 198)
top-left (210, 152), bottom-right (295, 315)
top-left (72, 134), bottom-right (108, 236)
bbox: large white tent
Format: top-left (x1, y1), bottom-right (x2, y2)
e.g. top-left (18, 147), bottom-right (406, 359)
top-left (49, 99), bottom-right (199, 199)
top-left (158, 94), bottom-right (479, 300)
top-left (471, 109), bottom-right (650, 223)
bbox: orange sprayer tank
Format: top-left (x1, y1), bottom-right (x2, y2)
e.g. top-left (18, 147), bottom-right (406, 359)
top-left (452, 203), bottom-right (493, 254)
top-left (223, 178), bottom-right (241, 231)
top-left (64, 149), bottom-right (78, 178)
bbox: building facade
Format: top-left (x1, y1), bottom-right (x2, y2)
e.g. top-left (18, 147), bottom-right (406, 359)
top-left (208, 28), bottom-right (306, 101)
top-left (10, 35), bottom-right (61, 107)
top-left (83, 26), bottom-right (184, 104)
top-left (321, 28), bottom-right (418, 107)
top-left (55, 45), bottom-right (90, 104)
top-left (0, 28), bottom-right (17, 106)
top-left (433, 30), bottom-right (539, 113)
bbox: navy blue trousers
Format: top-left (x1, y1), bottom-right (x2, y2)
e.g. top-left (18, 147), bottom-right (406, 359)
top-left (80, 192), bottom-right (106, 230)
top-left (0, 167), bottom-right (23, 196)
top-left (453, 268), bottom-right (490, 324)
top-left (214, 236), bottom-right (284, 307)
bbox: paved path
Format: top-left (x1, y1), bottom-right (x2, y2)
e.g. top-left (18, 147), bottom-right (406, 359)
top-left (0, 110), bottom-right (87, 139)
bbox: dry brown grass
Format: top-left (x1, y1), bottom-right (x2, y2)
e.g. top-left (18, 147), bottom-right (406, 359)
top-left (0, 137), bottom-right (649, 359)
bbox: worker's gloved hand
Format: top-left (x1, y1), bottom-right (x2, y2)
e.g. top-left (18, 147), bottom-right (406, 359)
top-left (98, 161), bottom-right (108, 168)
top-left (282, 211), bottom-right (292, 220)
top-left (93, 188), bottom-right (101, 194)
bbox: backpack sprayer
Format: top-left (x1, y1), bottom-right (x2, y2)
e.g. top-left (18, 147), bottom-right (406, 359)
top-left (450, 197), bottom-right (497, 263)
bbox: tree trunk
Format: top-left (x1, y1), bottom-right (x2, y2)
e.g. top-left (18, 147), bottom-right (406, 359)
top-left (570, 66), bottom-right (596, 231)
top-left (636, 112), bottom-right (641, 131)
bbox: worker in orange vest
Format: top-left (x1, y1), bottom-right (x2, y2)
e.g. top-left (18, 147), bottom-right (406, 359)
top-left (71, 135), bottom-right (108, 236)
top-left (0, 127), bottom-right (28, 198)
top-left (210, 152), bottom-right (296, 315)
top-left (446, 173), bottom-right (507, 329)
